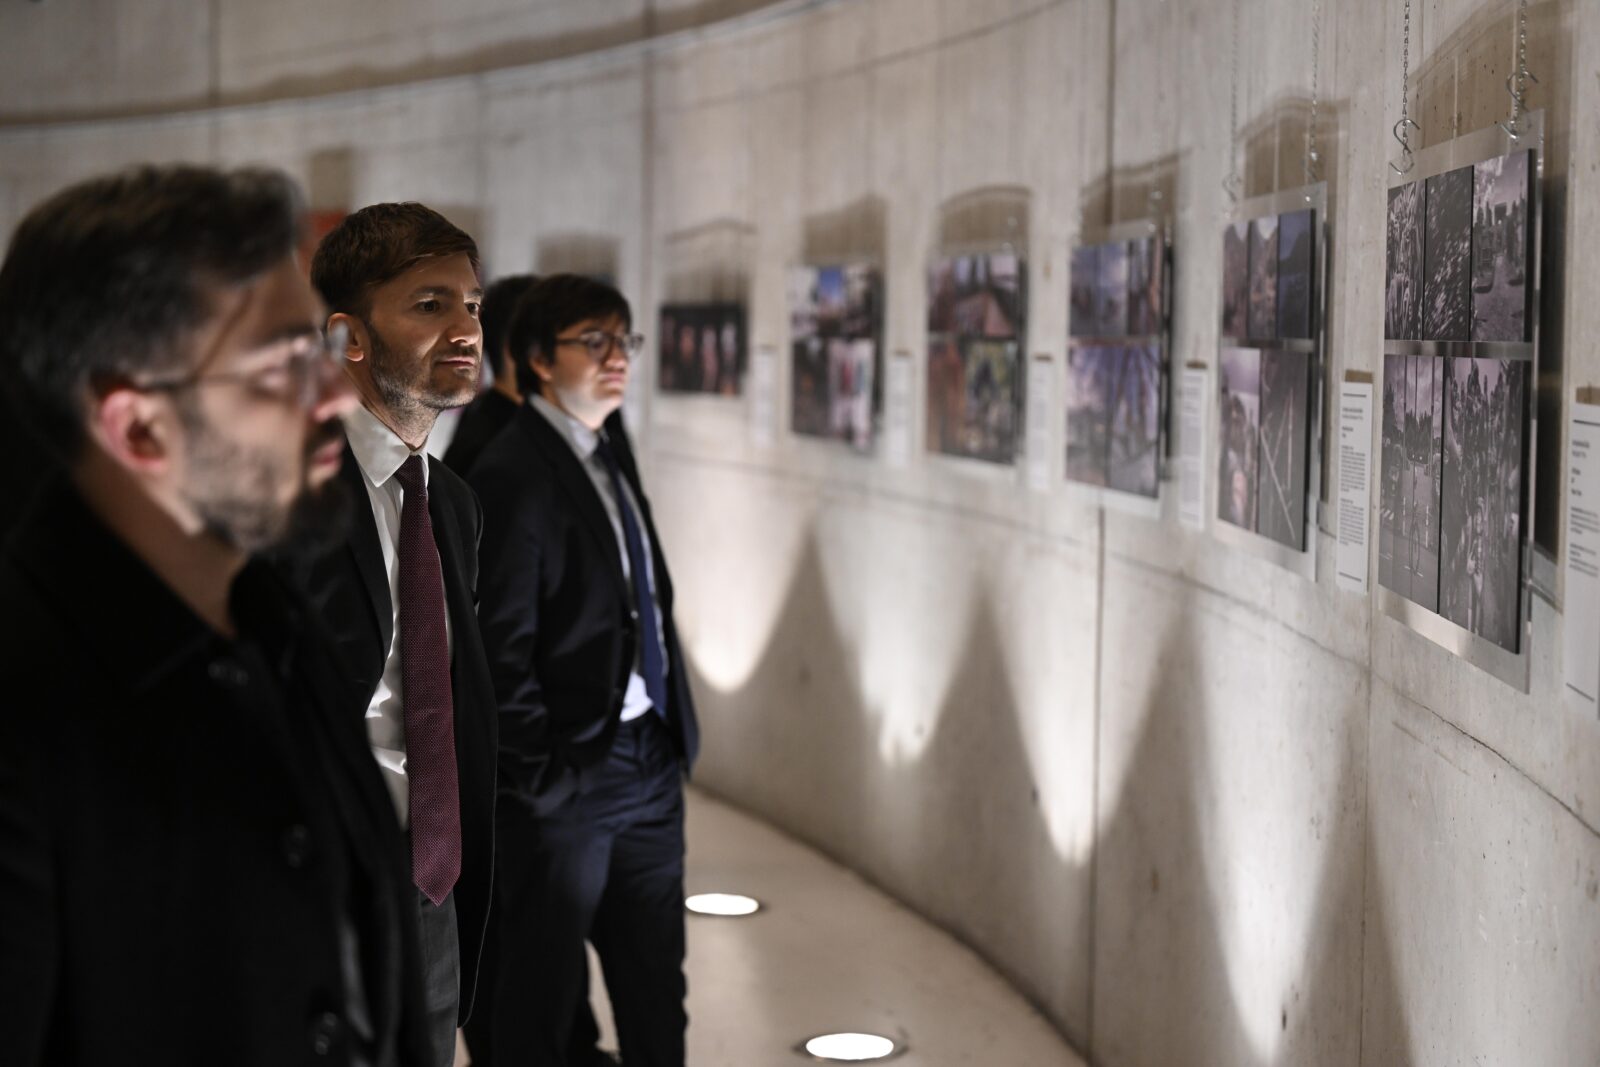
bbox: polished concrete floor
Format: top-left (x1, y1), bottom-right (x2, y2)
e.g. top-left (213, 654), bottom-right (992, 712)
top-left (461, 786), bottom-right (1084, 1065)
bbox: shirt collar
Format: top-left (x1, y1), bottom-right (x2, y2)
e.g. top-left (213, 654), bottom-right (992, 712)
top-left (343, 402), bottom-right (430, 489)
top-left (529, 393), bottom-right (601, 461)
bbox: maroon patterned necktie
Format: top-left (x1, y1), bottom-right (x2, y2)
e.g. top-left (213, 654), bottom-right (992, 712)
top-left (394, 454), bottom-right (461, 906)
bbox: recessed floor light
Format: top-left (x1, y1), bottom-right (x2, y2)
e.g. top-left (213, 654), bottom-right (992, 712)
top-left (685, 892), bottom-right (761, 917)
top-left (798, 1031), bottom-right (903, 1061)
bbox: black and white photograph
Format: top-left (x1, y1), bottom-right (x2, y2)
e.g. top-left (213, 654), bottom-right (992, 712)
top-left (1096, 240), bottom-right (1128, 338)
top-left (790, 264), bottom-right (882, 445)
top-left (927, 252), bottom-right (1026, 340)
top-left (1256, 348), bottom-right (1309, 549)
top-left (1276, 209), bottom-right (1315, 340)
top-left (1217, 346), bottom-right (1260, 530)
top-left (961, 338), bottom-right (1022, 464)
top-left (1221, 219), bottom-right (1250, 338)
top-left (1379, 353), bottom-right (1404, 592)
top-left (1471, 149), bottom-right (1532, 343)
top-left (1070, 244), bottom-right (1100, 337)
top-left (1106, 344), bottom-right (1161, 497)
top-left (1385, 181), bottom-right (1426, 340)
top-left (1127, 235), bottom-right (1163, 336)
top-left (1439, 356), bottom-right (1526, 652)
top-left (1424, 165), bottom-right (1473, 341)
top-left (1379, 353), bottom-right (1443, 610)
top-left (1247, 215), bottom-right (1278, 341)
top-left (1065, 345), bottom-right (1113, 487)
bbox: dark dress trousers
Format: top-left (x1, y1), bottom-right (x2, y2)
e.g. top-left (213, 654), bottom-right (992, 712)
top-left (464, 404), bottom-right (699, 1067)
top-left (303, 446), bottom-right (498, 1034)
top-left (0, 484), bottom-right (431, 1067)
top-left (442, 388), bottom-right (519, 479)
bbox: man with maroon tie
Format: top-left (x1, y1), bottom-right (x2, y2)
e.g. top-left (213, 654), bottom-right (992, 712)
top-left (306, 203), bottom-right (498, 1067)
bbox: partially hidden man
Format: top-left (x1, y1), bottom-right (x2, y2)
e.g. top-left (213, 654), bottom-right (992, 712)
top-left (0, 165), bottom-right (433, 1066)
top-left (306, 204), bottom-right (498, 1067)
top-left (465, 275), bottom-right (700, 1067)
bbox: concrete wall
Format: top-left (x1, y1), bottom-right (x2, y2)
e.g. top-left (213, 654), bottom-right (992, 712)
top-left (3, 1), bottom-right (1597, 1064)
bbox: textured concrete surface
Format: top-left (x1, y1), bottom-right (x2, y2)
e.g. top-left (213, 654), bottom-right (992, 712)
top-left (2, 2), bottom-right (1598, 1065)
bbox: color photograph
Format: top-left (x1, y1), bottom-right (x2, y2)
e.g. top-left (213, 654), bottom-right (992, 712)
top-left (1256, 348), bottom-right (1309, 549)
top-left (926, 334), bottom-right (965, 455)
top-left (1127, 235), bottom-right (1163, 337)
top-left (790, 264), bottom-right (882, 446)
top-left (928, 252), bottom-right (1026, 340)
top-left (1385, 181), bottom-right (1426, 340)
top-left (1247, 214), bottom-right (1278, 341)
top-left (1439, 356), bottom-right (1526, 651)
top-left (1276, 209), bottom-right (1315, 340)
top-left (1217, 346), bottom-right (1261, 530)
top-left (1096, 240), bottom-right (1128, 338)
top-left (1070, 244), bottom-right (1099, 337)
top-left (1221, 219), bottom-right (1250, 338)
top-left (1424, 165), bottom-right (1473, 341)
top-left (828, 337), bottom-right (875, 450)
top-left (1471, 150), bottom-right (1532, 343)
top-left (1065, 345), bottom-right (1113, 486)
top-left (961, 339), bottom-right (1021, 464)
top-left (1106, 344), bottom-right (1161, 497)
top-left (658, 305), bottom-right (702, 393)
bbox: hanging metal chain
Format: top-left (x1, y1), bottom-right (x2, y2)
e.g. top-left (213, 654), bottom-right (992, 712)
top-left (1305, 0), bottom-right (1321, 182)
top-left (1390, 0), bottom-right (1419, 174)
top-left (1225, 0), bottom-right (1242, 201)
top-left (1499, 0), bottom-right (1536, 139)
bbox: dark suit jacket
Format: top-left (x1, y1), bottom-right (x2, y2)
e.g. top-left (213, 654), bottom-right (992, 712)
top-left (0, 484), bottom-right (430, 1067)
top-left (442, 389), bottom-right (519, 479)
top-left (467, 405), bottom-right (700, 816)
top-left (303, 444), bottom-right (497, 1026)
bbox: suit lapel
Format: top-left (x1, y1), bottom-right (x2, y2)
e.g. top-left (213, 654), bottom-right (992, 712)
top-left (425, 459), bottom-right (474, 658)
top-left (339, 444), bottom-right (394, 655)
top-left (515, 407), bottom-right (628, 594)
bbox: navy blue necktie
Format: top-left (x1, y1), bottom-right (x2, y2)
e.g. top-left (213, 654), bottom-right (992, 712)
top-left (594, 436), bottom-right (669, 718)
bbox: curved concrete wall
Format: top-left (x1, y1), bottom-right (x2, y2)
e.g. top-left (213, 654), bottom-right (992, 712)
top-left (3, 2), bottom-right (1598, 1064)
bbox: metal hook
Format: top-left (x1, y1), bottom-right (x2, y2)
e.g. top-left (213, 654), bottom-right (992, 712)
top-left (1389, 117), bottom-right (1419, 175)
top-left (1222, 171), bottom-right (1242, 205)
top-left (1497, 71), bottom-right (1541, 140)
top-left (1303, 149), bottom-right (1321, 185)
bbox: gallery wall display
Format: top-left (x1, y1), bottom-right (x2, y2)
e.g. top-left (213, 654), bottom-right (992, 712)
top-left (925, 249), bottom-right (1028, 465)
top-left (658, 303), bottom-right (747, 396)
top-left (1378, 115), bottom-right (1542, 691)
top-left (788, 263), bottom-right (884, 450)
top-left (1214, 184), bottom-right (1326, 580)
top-left (1065, 221), bottom-right (1170, 513)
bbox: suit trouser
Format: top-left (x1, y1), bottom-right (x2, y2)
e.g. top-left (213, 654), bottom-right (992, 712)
top-left (414, 875), bottom-right (462, 1067)
top-left (470, 714), bottom-right (687, 1067)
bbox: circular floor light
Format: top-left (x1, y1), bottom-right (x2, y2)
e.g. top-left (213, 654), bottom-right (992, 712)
top-left (684, 892), bottom-right (761, 917)
top-left (798, 1031), bottom-right (904, 1062)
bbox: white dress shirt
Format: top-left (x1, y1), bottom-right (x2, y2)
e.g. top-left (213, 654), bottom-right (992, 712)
top-left (529, 395), bottom-right (667, 722)
top-left (343, 402), bottom-right (454, 824)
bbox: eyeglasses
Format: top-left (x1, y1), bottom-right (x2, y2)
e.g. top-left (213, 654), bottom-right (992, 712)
top-left (138, 322), bottom-right (349, 410)
top-left (554, 330), bottom-right (645, 363)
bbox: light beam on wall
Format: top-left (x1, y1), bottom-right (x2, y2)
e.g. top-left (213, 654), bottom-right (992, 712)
top-left (685, 892), bottom-right (761, 917)
top-left (798, 1032), bottom-right (902, 1061)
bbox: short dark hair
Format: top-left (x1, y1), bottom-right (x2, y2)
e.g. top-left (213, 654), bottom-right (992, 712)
top-left (481, 273), bottom-right (538, 365)
top-left (310, 202), bottom-right (480, 319)
top-left (507, 274), bottom-right (632, 396)
top-left (0, 164), bottom-right (303, 459)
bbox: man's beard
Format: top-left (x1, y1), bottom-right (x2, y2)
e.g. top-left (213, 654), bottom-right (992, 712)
top-left (179, 403), bottom-right (352, 556)
top-left (365, 320), bottom-right (478, 419)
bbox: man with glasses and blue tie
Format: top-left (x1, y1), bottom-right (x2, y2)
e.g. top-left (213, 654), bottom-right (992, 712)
top-left (464, 274), bottom-right (700, 1067)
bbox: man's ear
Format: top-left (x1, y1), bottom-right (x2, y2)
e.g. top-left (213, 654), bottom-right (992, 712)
top-left (328, 312), bottom-right (367, 364)
top-left (530, 346), bottom-right (553, 382)
top-left (89, 385), bottom-right (174, 475)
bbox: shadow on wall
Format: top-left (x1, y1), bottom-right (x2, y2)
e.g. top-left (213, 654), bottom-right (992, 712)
top-left (1079, 152), bottom-right (1182, 231)
top-left (536, 233), bottom-right (621, 283)
top-left (681, 514), bottom-right (1413, 1065)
